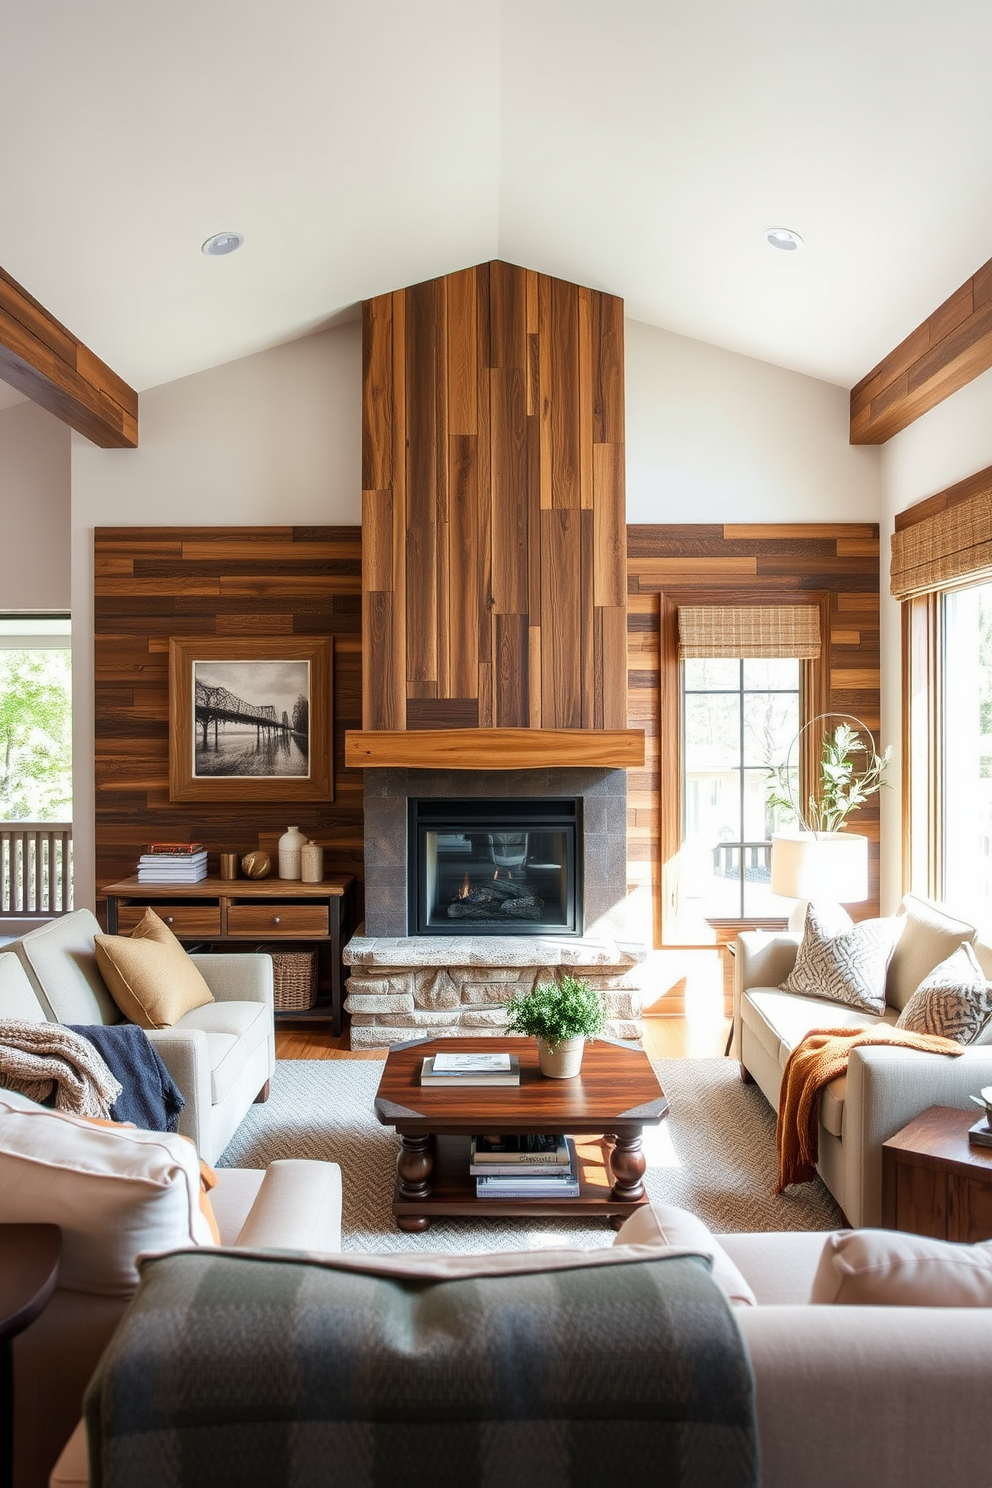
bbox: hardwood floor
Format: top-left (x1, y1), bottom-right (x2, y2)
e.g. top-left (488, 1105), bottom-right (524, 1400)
top-left (275, 1013), bottom-right (731, 1062)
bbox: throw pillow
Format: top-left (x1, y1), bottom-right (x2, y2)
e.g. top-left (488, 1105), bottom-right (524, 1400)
top-left (613, 1202), bottom-right (757, 1306)
top-left (895, 942), bottom-right (992, 1044)
top-left (0, 1088), bottom-right (214, 1294)
top-left (811, 1228), bottom-right (992, 1307)
top-left (95, 908), bottom-right (213, 1029)
top-left (779, 902), bottom-right (901, 1015)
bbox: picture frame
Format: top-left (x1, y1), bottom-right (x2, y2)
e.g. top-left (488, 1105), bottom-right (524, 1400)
top-left (168, 636), bottom-right (334, 803)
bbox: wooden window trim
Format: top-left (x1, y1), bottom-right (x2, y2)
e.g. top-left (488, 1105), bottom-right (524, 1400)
top-left (901, 590), bottom-right (946, 901)
top-left (658, 587), bottom-right (830, 947)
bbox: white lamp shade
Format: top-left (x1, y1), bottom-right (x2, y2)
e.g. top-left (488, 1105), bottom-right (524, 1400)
top-left (770, 832), bottom-right (869, 904)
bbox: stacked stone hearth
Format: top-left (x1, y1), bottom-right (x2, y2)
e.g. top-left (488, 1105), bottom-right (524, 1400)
top-left (349, 766), bottom-right (645, 1050)
top-left (343, 935), bottom-right (645, 1050)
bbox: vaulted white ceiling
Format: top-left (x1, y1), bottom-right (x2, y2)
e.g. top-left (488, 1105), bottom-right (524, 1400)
top-left (2, 0), bottom-right (991, 394)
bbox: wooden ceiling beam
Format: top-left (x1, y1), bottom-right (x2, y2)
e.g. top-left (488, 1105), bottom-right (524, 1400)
top-left (850, 255), bottom-right (992, 445)
top-left (0, 265), bottom-right (137, 448)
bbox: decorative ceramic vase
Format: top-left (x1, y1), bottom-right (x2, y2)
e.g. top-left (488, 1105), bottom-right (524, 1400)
top-left (278, 825), bottom-right (306, 881)
top-left (241, 850), bottom-right (271, 880)
top-left (536, 1035), bottom-right (585, 1079)
top-left (300, 840), bottom-right (324, 884)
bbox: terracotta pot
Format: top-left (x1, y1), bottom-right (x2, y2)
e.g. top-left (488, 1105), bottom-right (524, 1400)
top-left (536, 1035), bottom-right (584, 1078)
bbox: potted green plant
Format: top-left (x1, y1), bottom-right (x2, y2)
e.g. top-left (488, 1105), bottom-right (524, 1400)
top-left (505, 973), bottom-right (607, 1078)
top-left (766, 715), bottom-right (891, 924)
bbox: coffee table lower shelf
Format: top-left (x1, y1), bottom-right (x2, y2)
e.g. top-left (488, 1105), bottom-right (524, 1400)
top-left (391, 1134), bottom-right (646, 1231)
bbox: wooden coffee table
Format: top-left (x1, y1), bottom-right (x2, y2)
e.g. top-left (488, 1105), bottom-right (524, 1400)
top-left (374, 1036), bottom-right (669, 1232)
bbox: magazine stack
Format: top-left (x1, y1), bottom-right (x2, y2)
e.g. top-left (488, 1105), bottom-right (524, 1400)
top-left (137, 843), bottom-right (208, 884)
top-left (470, 1132), bottom-right (580, 1199)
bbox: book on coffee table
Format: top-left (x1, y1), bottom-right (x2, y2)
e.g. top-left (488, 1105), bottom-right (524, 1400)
top-left (469, 1133), bottom-right (570, 1175)
top-left (476, 1139), bottom-right (579, 1197)
top-left (420, 1054), bottom-right (521, 1087)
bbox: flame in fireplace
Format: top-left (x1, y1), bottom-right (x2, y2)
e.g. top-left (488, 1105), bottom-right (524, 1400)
top-left (458, 873), bottom-right (470, 899)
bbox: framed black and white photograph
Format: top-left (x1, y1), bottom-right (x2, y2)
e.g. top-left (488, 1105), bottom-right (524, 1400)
top-left (168, 636), bottom-right (334, 803)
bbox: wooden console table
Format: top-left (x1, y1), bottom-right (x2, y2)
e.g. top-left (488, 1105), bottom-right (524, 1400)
top-left (882, 1105), bottom-right (992, 1241)
top-left (101, 875), bottom-right (355, 1036)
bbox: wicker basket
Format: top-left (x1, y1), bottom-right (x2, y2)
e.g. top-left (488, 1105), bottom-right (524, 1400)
top-left (261, 945), bottom-right (319, 1012)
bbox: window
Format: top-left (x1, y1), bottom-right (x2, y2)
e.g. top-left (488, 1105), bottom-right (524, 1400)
top-left (905, 578), bottom-right (992, 925)
top-left (0, 615), bottom-right (73, 917)
top-left (655, 591), bottom-right (828, 946)
top-left (681, 657), bottom-right (800, 925)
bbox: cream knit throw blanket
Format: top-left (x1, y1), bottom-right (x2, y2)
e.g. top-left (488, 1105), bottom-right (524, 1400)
top-left (0, 1018), bottom-right (123, 1117)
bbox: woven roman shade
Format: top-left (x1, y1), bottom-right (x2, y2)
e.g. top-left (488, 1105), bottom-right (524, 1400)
top-left (890, 491), bottom-right (992, 600)
top-left (677, 605), bottom-right (821, 660)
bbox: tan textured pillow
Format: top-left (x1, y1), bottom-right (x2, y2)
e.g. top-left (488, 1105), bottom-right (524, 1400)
top-left (811, 1229), bottom-right (992, 1307)
top-left (95, 908), bottom-right (213, 1029)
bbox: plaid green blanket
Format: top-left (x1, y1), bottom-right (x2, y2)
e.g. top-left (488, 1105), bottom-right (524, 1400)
top-left (85, 1248), bottom-right (758, 1488)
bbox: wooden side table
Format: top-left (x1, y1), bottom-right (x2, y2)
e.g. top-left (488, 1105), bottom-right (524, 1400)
top-left (0, 1225), bottom-right (61, 1488)
top-left (881, 1105), bottom-right (992, 1241)
top-left (101, 875), bottom-right (355, 1036)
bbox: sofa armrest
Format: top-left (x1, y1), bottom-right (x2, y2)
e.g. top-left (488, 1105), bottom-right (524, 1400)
top-left (738, 1305), bottom-right (992, 1488)
top-left (144, 1026), bottom-right (212, 1149)
top-left (234, 1159), bottom-right (343, 1252)
top-left (733, 931), bottom-right (800, 1056)
top-left (189, 953), bottom-right (274, 1009)
top-left (844, 1044), bottom-right (992, 1228)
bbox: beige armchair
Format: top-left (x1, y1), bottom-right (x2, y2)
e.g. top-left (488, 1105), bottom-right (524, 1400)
top-left (0, 1088), bottom-right (342, 1488)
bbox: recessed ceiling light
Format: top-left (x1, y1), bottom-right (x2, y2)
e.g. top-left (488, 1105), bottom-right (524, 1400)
top-left (764, 226), bottom-right (804, 252)
top-left (201, 232), bottom-right (245, 257)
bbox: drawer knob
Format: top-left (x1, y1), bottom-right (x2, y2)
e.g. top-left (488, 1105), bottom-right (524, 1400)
top-left (274, 915), bottom-right (281, 925)
top-left (166, 916), bottom-right (174, 925)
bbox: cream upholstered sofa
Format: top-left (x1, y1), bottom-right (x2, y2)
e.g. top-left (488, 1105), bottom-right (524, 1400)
top-left (0, 1087), bottom-right (342, 1488)
top-left (49, 1202), bottom-right (992, 1488)
top-left (734, 892), bottom-right (992, 1227)
top-left (1, 908), bottom-right (275, 1164)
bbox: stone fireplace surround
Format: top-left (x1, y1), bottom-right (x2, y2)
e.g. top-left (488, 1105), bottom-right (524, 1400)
top-left (344, 767), bottom-right (645, 1049)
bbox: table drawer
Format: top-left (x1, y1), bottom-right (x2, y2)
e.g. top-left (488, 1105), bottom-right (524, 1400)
top-left (117, 905), bottom-right (221, 936)
top-left (228, 904), bottom-right (329, 937)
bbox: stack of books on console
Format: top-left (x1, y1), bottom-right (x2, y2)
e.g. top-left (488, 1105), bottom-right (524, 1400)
top-left (470, 1133), bottom-right (580, 1199)
top-left (137, 843), bottom-right (208, 884)
top-left (420, 1052), bottom-right (521, 1086)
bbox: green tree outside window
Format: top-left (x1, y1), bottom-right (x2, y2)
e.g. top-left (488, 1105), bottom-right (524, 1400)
top-left (0, 649), bottom-right (72, 820)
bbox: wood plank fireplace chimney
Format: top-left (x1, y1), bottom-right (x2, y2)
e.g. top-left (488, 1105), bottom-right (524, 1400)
top-left (348, 260), bottom-right (642, 770)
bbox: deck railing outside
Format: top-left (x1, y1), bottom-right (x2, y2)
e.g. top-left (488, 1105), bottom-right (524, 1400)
top-left (0, 823), bottom-right (73, 917)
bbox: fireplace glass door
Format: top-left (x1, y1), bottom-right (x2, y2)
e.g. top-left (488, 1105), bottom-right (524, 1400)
top-left (409, 798), bottom-right (581, 935)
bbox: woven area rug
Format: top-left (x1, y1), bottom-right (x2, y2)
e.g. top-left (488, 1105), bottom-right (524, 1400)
top-left (218, 1055), bottom-right (843, 1252)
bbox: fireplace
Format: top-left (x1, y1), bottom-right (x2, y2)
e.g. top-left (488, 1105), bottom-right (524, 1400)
top-left (409, 798), bottom-right (582, 936)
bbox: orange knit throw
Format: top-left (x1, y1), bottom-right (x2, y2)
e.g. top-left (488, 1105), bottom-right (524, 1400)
top-left (775, 1026), bottom-right (964, 1192)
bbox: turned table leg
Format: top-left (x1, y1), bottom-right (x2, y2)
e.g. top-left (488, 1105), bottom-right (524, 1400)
top-left (396, 1133), bottom-right (433, 1232)
top-left (607, 1130), bottom-right (646, 1203)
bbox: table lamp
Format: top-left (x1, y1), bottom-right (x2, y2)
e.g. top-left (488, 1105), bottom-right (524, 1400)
top-left (770, 831), bottom-right (869, 931)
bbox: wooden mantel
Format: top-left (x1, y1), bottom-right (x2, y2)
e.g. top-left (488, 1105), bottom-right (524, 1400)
top-left (361, 260), bottom-right (628, 735)
top-left (345, 728), bottom-right (645, 770)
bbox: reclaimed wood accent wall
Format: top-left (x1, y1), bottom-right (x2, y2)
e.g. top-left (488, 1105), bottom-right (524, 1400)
top-left (93, 527), bottom-right (364, 910)
top-left (851, 253), bottom-right (992, 444)
top-left (626, 523), bottom-right (882, 948)
top-left (361, 259), bottom-right (627, 732)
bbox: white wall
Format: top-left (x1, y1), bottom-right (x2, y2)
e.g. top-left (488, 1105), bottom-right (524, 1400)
top-left (0, 398), bottom-right (71, 609)
top-left (625, 318), bottom-right (880, 522)
top-left (70, 321), bottom-right (362, 907)
top-left (879, 363), bottom-right (992, 911)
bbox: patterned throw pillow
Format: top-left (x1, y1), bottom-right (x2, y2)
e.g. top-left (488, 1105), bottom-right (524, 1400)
top-left (779, 902), bottom-right (901, 1015)
top-left (895, 943), bottom-right (992, 1044)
